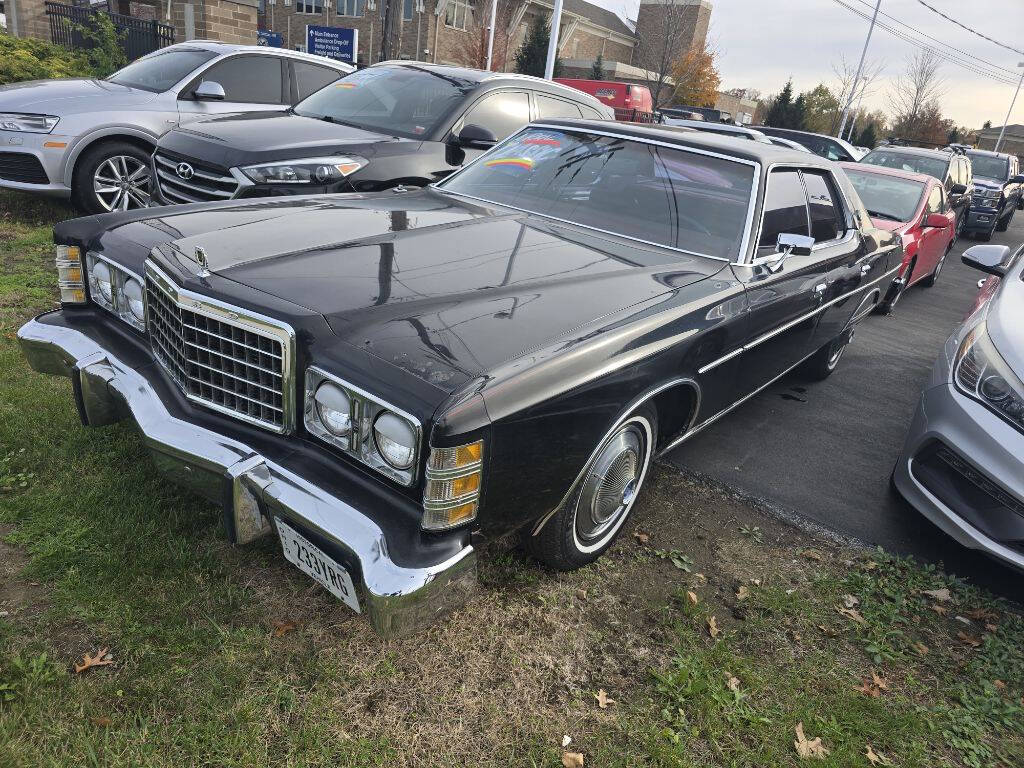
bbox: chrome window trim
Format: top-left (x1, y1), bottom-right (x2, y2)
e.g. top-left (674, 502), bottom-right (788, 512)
top-left (144, 258), bottom-right (297, 434)
top-left (434, 122), bottom-right (762, 265)
top-left (304, 365), bottom-right (423, 487)
top-left (85, 251), bottom-right (146, 331)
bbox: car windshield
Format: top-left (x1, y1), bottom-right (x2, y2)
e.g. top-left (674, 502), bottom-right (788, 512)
top-left (860, 149), bottom-right (948, 181)
top-left (843, 167), bottom-right (924, 223)
top-left (292, 65), bottom-right (474, 139)
top-left (967, 152), bottom-right (1009, 181)
top-left (106, 49), bottom-right (218, 92)
top-left (439, 128), bottom-right (756, 260)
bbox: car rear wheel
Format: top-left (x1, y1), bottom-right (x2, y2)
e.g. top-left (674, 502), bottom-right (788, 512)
top-left (525, 406), bottom-right (656, 570)
top-left (803, 334), bottom-right (849, 381)
top-left (996, 206), bottom-right (1014, 232)
top-left (72, 141), bottom-right (152, 214)
top-left (922, 250), bottom-right (946, 287)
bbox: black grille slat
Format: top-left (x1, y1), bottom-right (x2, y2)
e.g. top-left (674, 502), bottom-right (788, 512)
top-left (153, 151), bottom-right (239, 203)
top-left (0, 152), bottom-right (49, 184)
top-left (145, 275), bottom-right (285, 429)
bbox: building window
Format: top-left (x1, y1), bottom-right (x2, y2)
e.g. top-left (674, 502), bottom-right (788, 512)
top-left (444, 0), bottom-right (471, 30)
top-left (403, 0), bottom-right (414, 20)
top-left (338, 0), bottom-right (363, 15)
top-left (296, 0), bottom-right (323, 13)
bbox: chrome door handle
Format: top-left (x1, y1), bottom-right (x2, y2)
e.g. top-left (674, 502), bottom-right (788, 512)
top-left (860, 264), bottom-right (871, 276)
top-left (813, 282), bottom-right (827, 295)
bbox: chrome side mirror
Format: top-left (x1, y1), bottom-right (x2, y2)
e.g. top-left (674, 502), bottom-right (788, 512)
top-left (754, 233), bottom-right (814, 273)
top-left (193, 80), bottom-right (226, 101)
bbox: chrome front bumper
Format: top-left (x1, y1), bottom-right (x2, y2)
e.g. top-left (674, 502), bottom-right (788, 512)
top-left (17, 313), bottom-right (477, 637)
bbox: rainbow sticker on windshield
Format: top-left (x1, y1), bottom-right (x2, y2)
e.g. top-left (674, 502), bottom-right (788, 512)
top-left (522, 137), bottom-right (561, 147)
top-left (483, 157), bottom-right (534, 170)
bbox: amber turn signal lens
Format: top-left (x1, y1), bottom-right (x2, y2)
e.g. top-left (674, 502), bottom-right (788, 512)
top-left (455, 442), bottom-right (482, 466)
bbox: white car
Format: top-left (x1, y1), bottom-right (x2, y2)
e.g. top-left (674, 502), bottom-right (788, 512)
top-left (0, 42), bottom-right (353, 213)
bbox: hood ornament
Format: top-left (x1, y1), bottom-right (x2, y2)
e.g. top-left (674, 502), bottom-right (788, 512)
top-left (195, 246), bottom-right (211, 278)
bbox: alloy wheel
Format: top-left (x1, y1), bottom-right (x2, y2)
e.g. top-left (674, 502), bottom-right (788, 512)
top-left (93, 155), bottom-right (151, 212)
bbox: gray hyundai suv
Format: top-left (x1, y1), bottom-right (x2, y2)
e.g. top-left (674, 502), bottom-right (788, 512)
top-left (0, 42), bottom-right (353, 213)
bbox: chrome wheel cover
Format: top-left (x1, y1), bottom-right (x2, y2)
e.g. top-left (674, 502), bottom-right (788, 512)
top-left (827, 340), bottom-right (847, 369)
top-left (93, 155), bottom-right (151, 212)
top-left (574, 422), bottom-right (648, 548)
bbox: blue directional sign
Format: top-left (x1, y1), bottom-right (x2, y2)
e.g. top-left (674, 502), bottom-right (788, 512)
top-left (305, 25), bottom-right (358, 64)
top-left (257, 30), bottom-right (283, 47)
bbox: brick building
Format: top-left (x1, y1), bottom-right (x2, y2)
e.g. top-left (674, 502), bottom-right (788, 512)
top-left (976, 124), bottom-right (1024, 164)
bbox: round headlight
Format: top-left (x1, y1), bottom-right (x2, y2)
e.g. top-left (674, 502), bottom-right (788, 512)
top-left (373, 412), bottom-right (416, 470)
top-left (92, 261), bottom-right (112, 302)
top-left (981, 375), bottom-right (1011, 403)
top-left (314, 382), bottom-right (352, 437)
top-left (122, 278), bottom-right (145, 321)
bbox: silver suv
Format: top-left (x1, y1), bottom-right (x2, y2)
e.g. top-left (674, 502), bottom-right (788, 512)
top-left (0, 42), bottom-right (353, 213)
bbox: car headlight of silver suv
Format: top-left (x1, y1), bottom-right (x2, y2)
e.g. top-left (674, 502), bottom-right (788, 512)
top-left (85, 251), bottom-right (146, 332)
top-left (239, 156), bottom-right (367, 185)
top-left (304, 367), bottom-right (421, 485)
top-left (954, 322), bottom-right (1024, 432)
top-left (0, 113), bottom-right (59, 133)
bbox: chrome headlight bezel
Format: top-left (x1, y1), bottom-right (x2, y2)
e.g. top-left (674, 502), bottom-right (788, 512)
top-left (0, 113), bottom-right (59, 133)
top-left (304, 366), bottom-right (422, 486)
top-left (238, 156), bottom-right (368, 185)
top-left (85, 251), bottom-right (146, 333)
top-left (954, 321), bottom-right (1024, 434)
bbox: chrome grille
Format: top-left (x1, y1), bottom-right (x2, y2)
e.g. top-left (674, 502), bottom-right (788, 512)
top-left (154, 152), bottom-right (239, 204)
top-left (144, 263), bottom-right (293, 432)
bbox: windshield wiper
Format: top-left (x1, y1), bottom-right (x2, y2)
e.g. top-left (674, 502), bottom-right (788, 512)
top-left (866, 209), bottom-right (901, 221)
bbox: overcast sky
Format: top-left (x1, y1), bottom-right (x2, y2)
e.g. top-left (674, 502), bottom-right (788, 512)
top-left (595, 0), bottom-right (1024, 129)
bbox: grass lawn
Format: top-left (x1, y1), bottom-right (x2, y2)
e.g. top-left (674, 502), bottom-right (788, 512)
top-left (1, 189), bottom-right (1022, 767)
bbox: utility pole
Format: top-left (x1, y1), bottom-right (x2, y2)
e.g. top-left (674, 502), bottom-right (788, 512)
top-left (485, 0), bottom-right (498, 71)
top-left (543, 0), bottom-right (564, 80)
top-left (995, 62), bottom-right (1024, 153)
top-left (838, 0), bottom-right (881, 139)
top-left (379, 0), bottom-right (397, 62)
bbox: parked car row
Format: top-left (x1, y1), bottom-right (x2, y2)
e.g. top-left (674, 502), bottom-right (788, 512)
top-left (6, 44), bottom-right (1022, 635)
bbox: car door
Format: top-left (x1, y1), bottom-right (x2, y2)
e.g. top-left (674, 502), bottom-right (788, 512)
top-left (914, 184), bottom-right (952, 279)
top-left (732, 169), bottom-right (834, 387)
top-left (446, 90), bottom-right (532, 170)
top-left (947, 157), bottom-right (969, 226)
top-left (291, 60), bottom-right (346, 102)
top-left (176, 54), bottom-right (291, 124)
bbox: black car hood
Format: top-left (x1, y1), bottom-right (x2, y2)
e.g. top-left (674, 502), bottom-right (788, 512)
top-left (139, 191), bottom-right (725, 391)
top-left (973, 177), bottom-right (1005, 191)
top-left (158, 111), bottom-right (409, 168)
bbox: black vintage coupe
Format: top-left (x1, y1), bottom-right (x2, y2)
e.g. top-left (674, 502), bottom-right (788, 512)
top-left (20, 121), bottom-right (901, 635)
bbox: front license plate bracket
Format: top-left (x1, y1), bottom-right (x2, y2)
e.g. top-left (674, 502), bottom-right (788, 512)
top-left (275, 517), bottom-right (361, 613)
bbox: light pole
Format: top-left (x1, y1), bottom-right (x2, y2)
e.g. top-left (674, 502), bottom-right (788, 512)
top-left (995, 62), bottom-right (1024, 153)
top-left (485, 0), bottom-right (498, 71)
top-left (543, 0), bottom-right (565, 80)
top-left (838, 0), bottom-right (881, 139)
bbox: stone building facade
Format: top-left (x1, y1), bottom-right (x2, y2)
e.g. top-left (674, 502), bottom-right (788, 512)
top-left (976, 124), bottom-right (1024, 164)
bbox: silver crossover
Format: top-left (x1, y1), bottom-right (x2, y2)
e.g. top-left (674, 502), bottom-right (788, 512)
top-left (894, 243), bottom-right (1024, 572)
top-left (0, 42), bottom-right (352, 213)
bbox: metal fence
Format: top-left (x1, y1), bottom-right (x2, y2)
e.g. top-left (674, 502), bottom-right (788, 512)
top-left (46, 2), bottom-right (175, 61)
top-left (614, 108), bottom-right (660, 125)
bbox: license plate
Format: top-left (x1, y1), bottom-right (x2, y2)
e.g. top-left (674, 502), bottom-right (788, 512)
top-left (275, 518), bottom-right (360, 613)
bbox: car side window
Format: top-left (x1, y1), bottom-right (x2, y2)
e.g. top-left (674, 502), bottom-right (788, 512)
top-left (536, 93), bottom-right (583, 120)
top-left (293, 61), bottom-right (342, 100)
top-left (759, 170), bottom-right (809, 249)
top-left (823, 140), bottom-right (844, 161)
top-left (926, 186), bottom-right (942, 214)
top-left (458, 91), bottom-right (531, 142)
top-left (802, 171), bottom-right (844, 242)
top-left (961, 158), bottom-right (972, 186)
top-left (578, 104), bottom-right (605, 120)
top-left (198, 55), bottom-right (286, 104)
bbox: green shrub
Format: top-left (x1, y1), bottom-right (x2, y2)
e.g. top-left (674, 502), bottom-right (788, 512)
top-left (0, 14), bottom-right (127, 87)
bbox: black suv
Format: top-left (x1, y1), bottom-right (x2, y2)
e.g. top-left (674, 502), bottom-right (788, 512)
top-left (963, 149), bottom-right (1024, 240)
top-left (859, 145), bottom-right (974, 237)
top-left (752, 126), bottom-right (863, 162)
top-left (151, 63), bottom-right (613, 204)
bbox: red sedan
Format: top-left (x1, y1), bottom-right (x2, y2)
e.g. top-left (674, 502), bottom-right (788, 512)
top-left (841, 162), bottom-right (956, 313)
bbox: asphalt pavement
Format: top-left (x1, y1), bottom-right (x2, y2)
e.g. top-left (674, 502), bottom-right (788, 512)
top-left (665, 210), bottom-right (1024, 596)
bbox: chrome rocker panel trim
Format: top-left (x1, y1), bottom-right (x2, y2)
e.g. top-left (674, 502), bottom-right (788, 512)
top-left (17, 314), bottom-right (477, 638)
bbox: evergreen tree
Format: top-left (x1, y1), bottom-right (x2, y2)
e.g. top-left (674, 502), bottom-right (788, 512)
top-left (764, 79), bottom-right (794, 128)
top-left (590, 54), bottom-right (605, 80)
top-left (856, 122), bottom-right (877, 149)
top-left (790, 93), bottom-right (807, 131)
top-left (514, 16), bottom-right (562, 78)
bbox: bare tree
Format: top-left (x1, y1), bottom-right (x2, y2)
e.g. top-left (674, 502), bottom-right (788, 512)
top-left (889, 50), bottom-right (945, 134)
top-left (633, 0), bottom-right (698, 108)
top-left (830, 54), bottom-right (885, 133)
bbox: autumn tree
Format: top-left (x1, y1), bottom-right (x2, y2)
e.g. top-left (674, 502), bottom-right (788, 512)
top-left (800, 83), bottom-right (839, 134)
top-left (670, 40), bottom-right (720, 108)
top-left (890, 50), bottom-right (945, 138)
top-left (450, 0), bottom-right (518, 71)
top-left (831, 54), bottom-right (884, 134)
top-left (634, 0), bottom-right (697, 108)
top-left (514, 15), bottom-right (561, 78)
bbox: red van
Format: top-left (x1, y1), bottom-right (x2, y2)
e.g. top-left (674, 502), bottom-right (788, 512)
top-left (554, 79), bottom-right (654, 121)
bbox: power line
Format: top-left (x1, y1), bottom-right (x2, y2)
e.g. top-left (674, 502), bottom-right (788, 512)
top-left (845, 0), bottom-right (1020, 77)
top-left (830, 0), bottom-right (1020, 86)
top-left (914, 0), bottom-right (1024, 58)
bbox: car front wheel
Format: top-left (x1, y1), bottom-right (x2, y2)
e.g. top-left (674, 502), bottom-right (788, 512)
top-left (525, 406), bottom-right (656, 570)
top-left (804, 334), bottom-right (850, 380)
top-left (72, 141), bottom-right (152, 214)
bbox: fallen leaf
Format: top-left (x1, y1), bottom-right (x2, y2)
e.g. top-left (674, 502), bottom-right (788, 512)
top-left (836, 606), bottom-right (867, 625)
top-left (74, 648), bottom-right (113, 674)
top-left (707, 616), bottom-right (720, 638)
top-left (985, 623), bottom-right (998, 633)
top-left (562, 752), bottom-right (584, 768)
top-left (954, 615), bottom-right (972, 625)
top-left (871, 668), bottom-right (890, 691)
top-left (928, 604), bottom-right (948, 616)
top-left (633, 531), bottom-right (649, 545)
top-left (802, 549), bottom-right (825, 562)
top-left (686, 590), bottom-right (698, 606)
top-left (693, 573), bottom-right (708, 584)
top-left (89, 715), bottom-right (112, 727)
top-left (794, 722), bottom-right (829, 759)
top-left (865, 744), bottom-right (892, 766)
top-left (751, 578), bottom-right (762, 586)
top-left (736, 585), bottom-right (750, 601)
top-left (818, 624), bottom-right (837, 637)
top-left (842, 594), bottom-right (860, 608)
top-left (965, 607), bottom-right (999, 622)
top-left (855, 679), bottom-right (881, 698)
top-left (994, 679), bottom-right (1007, 691)
top-left (271, 620), bottom-right (298, 638)
top-left (727, 675), bottom-right (741, 692)
top-left (923, 588), bottom-right (952, 602)
top-left (912, 642), bottom-right (929, 656)
top-left (863, 561), bottom-right (878, 571)
top-left (957, 631), bottom-right (982, 648)
top-left (594, 689), bottom-right (615, 709)
top-left (561, 735), bottom-right (572, 748)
